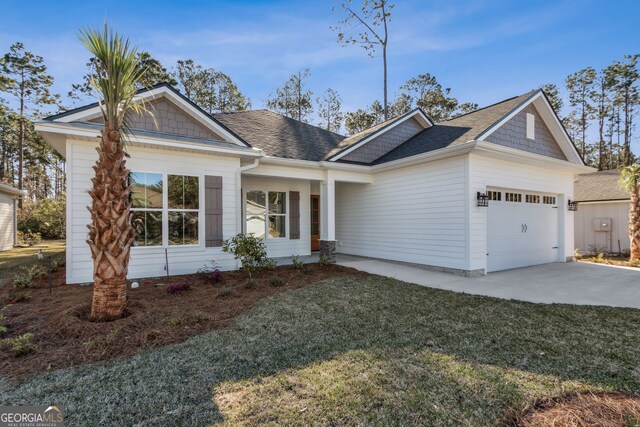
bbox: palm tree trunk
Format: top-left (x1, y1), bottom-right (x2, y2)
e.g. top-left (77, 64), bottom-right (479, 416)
top-left (88, 127), bottom-right (136, 321)
top-left (630, 185), bottom-right (640, 261)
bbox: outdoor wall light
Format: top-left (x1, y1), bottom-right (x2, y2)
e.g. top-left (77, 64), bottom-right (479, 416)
top-left (568, 200), bottom-right (578, 211)
top-left (477, 192), bottom-right (489, 207)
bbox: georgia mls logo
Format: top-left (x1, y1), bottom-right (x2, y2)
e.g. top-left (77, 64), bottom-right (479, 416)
top-left (0, 405), bottom-right (64, 427)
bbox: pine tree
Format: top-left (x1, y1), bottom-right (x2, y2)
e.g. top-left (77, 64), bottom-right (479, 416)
top-left (317, 88), bottom-right (343, 133)
top-left (566, 67), bottom-right (596, 161)
top-left (266, 69), bottom-right (313, 122)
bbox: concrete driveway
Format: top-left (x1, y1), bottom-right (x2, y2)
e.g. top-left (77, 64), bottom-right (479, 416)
top-left (337, 255), bottom-right (640, 309)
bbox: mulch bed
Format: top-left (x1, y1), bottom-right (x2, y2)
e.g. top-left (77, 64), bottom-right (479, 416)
top-left (0, 263), bottom-right (366, 381)
top-left (517, 392), bottom-right (640, 427)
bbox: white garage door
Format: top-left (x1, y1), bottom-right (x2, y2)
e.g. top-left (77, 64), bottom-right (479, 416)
top-left (486, 189), bottom-right (559, 272)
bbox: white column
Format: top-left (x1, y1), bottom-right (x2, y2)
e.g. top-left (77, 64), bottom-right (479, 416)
top-left (320, 177), bottom-right (335, 241)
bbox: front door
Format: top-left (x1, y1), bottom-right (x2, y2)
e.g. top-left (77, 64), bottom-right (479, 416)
top-left (311, 195), bottom-right (320, 251)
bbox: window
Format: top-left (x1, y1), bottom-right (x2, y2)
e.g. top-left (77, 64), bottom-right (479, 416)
top-left (131, 172), bottom-right (163, 246)
top-left (168, 175), bottom-right (199, 245)
top-left (526, 113), bottom-right (535, 140)
top-left (487, 191), bottom-right (501, 201)
top-left (505, 192), bottom-right (522, 202)
top-left (525, 194), bottom-right (540, 204)
top-left (543, 196), bottom-right (556, 205)
top-left (246, 190), bottom-right (286, 239)
top-left (130, 172), bottom-right (199, 247)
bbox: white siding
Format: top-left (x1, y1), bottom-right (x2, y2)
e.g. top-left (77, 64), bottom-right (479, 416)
top-left (66, 139), bottom-right (242, 284)
top-left (469, 154), bottom-right (575, 271)
top-left (0, 193), bottom-right (15, 251)
top-left (575, 201), bottom-right (630, 254)
top-left (241, 176), bottom-right (311, 258)
top-left (335, 157), bottom-right (469, 270)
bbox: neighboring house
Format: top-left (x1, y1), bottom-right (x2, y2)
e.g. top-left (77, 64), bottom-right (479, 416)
top-left (0, 183), bottom-right (24, 251)
top-left (35, 84), bottom-right (591, 284)
top-left (574, 170), bottom-right (631, 254)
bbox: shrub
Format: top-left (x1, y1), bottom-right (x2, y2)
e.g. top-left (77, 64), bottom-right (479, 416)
top-left (222, 234), bottom-right (267, 279)
top-left (168, 316), bottom-right (183, 326)
top-left (17, 230), bottom-right (41, 247)
top-left (269, 276), bottom-right (284, 287)
top-left (319, 255), bottom-right (331, 266)
top-left (167, 282), bottom-right (191, 294)
top-left (51, 254), bottom-right (66, 270)
top-left (261, 258), bottom-right (278, 270)
top-left (218, 287), bottom-right (236, 298)
top-left (196, 261), bottom-right (222, 284)
top-left (9, 291), bottom-right (31, 303)
top-left (630, 258), bottom-right (640, 267)
top-left (291, 255), bottom-right (305, 270)
top-left (245, 279), bottom-right (257, 289)
top-left (573, 248), bottom-right (582, 260)
top-left (13, 274), bottom-right (33, 289)
top-left (0, 314), bottom-right (6, 336)
top-left (18, 196), bottom-right (66, 239)
top-left (6, 333), bottom-right (35, 357)
top-left (22, 265), bottom-right (47, 278)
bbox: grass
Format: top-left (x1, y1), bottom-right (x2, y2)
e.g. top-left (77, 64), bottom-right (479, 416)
top-left (0, 275), bottom-right (638, 426)
top-left (0, 240), bottom-right (65, 286)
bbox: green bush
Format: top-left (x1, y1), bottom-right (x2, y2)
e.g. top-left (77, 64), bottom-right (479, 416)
top-left (218, 287), bottom-right (236, 298)
top-left (222, 234), bottom-right (267, 279)
top-left (245, 279), bottom-right (257, 289)
top-left (6, 333), bottom-right (35, 357)
top-left (291, 255), bottom-right (305, 270)
top-left (261, 258), bottom-right (278, 270)
top-left (13, 265), bottom-right (47, 289)
top-left (17, 230), bottom-right (41, 247)
top-left (319, 255), bottom-right (331, 266)
top-left (18, 196), bottom-right (66, 239)
top-left (269, 276), bottom-right (284, 287)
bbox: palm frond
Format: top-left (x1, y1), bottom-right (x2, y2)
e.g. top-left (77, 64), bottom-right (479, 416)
top-left (620, 165), bottom-right (640, 192)
top-left (78, 24), bottom-right (156, 136)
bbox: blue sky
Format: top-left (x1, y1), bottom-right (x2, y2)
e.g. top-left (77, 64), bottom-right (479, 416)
top-left (1, 0), bottom-right (639, 146)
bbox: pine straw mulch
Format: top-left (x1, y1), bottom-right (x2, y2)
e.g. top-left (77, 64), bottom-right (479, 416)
top-left (0, 263), bottom-right (366, 381)
top-left (517, 392), bottom-right (640, 427)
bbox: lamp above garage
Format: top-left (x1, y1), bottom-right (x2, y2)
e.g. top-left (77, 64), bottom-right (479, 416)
top-left (477, 192), bottom-right (489, 207)
top-left (568, 200), bottom-right (578, 211)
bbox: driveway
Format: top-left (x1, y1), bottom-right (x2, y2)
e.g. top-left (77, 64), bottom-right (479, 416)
top-left (337, 255), bottom-right (640, 309)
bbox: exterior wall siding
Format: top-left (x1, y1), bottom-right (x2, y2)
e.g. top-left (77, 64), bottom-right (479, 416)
top-left (486, 104), bottom-right (567, 160)
top-left (335, 157), bottom-right (469, 270)
top-left (0, 193), bottom-right (15, 251)
top-left (241, 176), bottom-right (311, 258)
top-left (66, 140), bottom-right (241, 284)
top-left (91, 98), bottom-right (223, 140)
top-left (468, 154), bottom-right (575, 271)
top-left (575, 201), bottom-right (630, 254)
top-left (341, 118), bottom-right (424, 163)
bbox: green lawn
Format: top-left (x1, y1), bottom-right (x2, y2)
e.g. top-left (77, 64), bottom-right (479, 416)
top-left (0, 240), bottom-right (65, 286)
top-left (0, 274), bottom-right (638, 426)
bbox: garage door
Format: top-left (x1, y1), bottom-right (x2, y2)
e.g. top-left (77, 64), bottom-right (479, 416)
top-left (486, 189), bottom-right (559, 272)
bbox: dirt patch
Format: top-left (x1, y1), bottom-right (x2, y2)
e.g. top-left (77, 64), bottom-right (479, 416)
top-left (517, 392), bottom-right (640, 427)
top-left (0, 264), bottom-right (366, 381)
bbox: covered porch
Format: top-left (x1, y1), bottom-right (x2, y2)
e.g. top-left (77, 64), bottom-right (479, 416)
top-left (239, 158), bottom-right (371, 261)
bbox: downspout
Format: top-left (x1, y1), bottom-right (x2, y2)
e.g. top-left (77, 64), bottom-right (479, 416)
top-left (235, 158), bottom-right (260, 269)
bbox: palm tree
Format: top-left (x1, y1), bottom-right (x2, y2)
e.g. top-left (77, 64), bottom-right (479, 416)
top-left (620, 164), bottom-right (640, 261)
top-left (79, 25), bottom-right (151, 321)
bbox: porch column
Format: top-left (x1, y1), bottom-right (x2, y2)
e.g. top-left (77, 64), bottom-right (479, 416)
top-left (319, 177), bottom-right (336, 263)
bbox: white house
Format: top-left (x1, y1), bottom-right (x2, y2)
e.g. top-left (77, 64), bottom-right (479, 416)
top-left (0, 182), bottom-right (24, 251)
top-left (35, 84), bottom-right (592, 284)
top-left (574, 170), bottom-right (631, 254)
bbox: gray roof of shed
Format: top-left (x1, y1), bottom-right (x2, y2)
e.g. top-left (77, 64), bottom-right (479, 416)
top-left (213, 110), bottom-right (344, 161)
top-left (574, 170), bottom-right (630, 202)
top-left (373, 91), bottom-right (537, 164)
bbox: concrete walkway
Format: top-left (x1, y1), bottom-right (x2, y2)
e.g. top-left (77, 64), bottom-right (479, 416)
top-left (336, 255), bottom-right (640, 309)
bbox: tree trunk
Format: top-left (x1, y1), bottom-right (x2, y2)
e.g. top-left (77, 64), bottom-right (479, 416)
top-left (630, 185), bottom-right (640, 261)
top-left (382, 45), bottom-right (388, 120)
top-left (88, 128), bottom-right (136, 321)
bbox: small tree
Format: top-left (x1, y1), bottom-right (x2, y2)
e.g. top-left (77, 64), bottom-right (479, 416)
top-left (317, 88), bottom-right (343, 132)
top-left (222, 234), bottom-right (267, 279)
top-left (620, 165), bottom-right (640, 260)
top-left (266, 69), bottom-right (313, 122)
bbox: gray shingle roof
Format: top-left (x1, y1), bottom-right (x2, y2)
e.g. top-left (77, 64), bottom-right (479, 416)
top-left (574, 170), bottom-right (630, 202)
top-left (373, 91), bottom-right (537, 164)
top-left (213, 110), bottom-right (344, 161)
top-left (323, 110), bottom-right (417, 160)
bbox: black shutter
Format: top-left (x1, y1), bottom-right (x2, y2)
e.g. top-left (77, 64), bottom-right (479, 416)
top-left (205, 176), bottom-right (223, 247)
top-left (289, 191), bottom-right (300, 240)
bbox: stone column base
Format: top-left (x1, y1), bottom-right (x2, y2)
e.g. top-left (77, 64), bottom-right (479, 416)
top-left (319, 240), bottom-right (337, 263)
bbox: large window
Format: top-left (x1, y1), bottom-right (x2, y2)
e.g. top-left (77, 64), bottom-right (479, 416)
top-left (131, 172), bottom-right (199, 247)
top-left (246, 190), bottom-right (286, 239)
top-left (131, 172), bottom-right (163, 246)
top-left (168, 175), bottom-right (199, 245)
